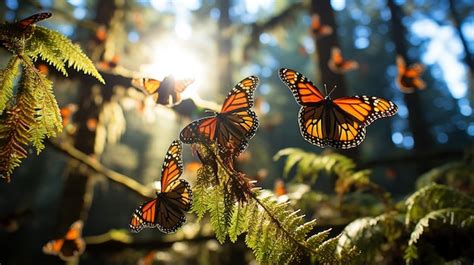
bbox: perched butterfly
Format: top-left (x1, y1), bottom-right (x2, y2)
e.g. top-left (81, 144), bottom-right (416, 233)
top-left (179, 76), bottom-right (259, 158)
top-left (132, 75), bottom-right (194, 106)
top-left (310, 14), bottom-right (333, 38)
top-left (130, 140), bottom-right (192, 233)
top-left (42, 220), bottom-right (86, 261)
top-left (328, 47), bottom-right (359, 74)
top-left (16, 12), bottom-right (52, 30)
top-left (279, 68), bottom-right (398, 149)
top-left (396, 55), bottom-right (426, 93)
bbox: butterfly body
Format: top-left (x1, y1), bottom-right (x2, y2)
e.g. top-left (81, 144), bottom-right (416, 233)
top-left (279, 68), bottom-right (397, 149)
top-left (130, 141), bottom-right (192, 234)
top-left (180, 76), bottom-right (259, 158)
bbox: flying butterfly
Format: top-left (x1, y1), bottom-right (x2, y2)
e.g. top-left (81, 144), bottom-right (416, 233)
top-left (396, 55), bottom-right (426, 93)
top-left (130, 140), bottom-right (192, 233)
top-left (180, 76), bottom-right (259, 158)
top-left (42, 220), bottom-right (86, 261)
top-left (328, 47), bottom-right (359, 74)
top-left (16, 12), bottom-right (52, 30)
top-left (310, 14), bottom-right (333, 38)
top-left (132, 75), bottom-right (194, 106)
top-left (279, 68), bottom-right (398, 149)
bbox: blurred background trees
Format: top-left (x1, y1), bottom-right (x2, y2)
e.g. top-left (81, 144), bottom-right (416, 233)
top-left (0, 0), bottom-right (473, 264)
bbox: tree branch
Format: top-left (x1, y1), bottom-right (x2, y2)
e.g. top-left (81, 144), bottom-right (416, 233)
top-left (47, 139), bottom-right (153, 200)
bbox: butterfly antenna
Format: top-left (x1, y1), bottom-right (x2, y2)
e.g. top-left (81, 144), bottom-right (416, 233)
top-left (323, 83), bottom-right (328, 96)
top-left (328, 85), bottom-right (337, 97)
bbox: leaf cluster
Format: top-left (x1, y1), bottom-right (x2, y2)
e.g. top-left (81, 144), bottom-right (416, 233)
top-left (274, 148), bottom-right (388, 200)
top-left (0, 19), bottom-right (103, 181)
top-left (191, 143), bottom-right (358, 264)
top-left (338, 183), bottom-right (474, 264)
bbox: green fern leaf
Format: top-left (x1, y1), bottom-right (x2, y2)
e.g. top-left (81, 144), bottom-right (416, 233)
top-left (0, 66), bottom-right (36, 181)
top-left (406, 208), bottom-right (474, 264)
top-left (0, 56), bottom-right (20, 114)
top-left (30, 26), bottom-right (104, 83)
top-left (307, 228), bottom-right (331, 249)
top-left (405, 184), bottom-right (474, 225)
top-left (208, 188), bottom-right (231, 243)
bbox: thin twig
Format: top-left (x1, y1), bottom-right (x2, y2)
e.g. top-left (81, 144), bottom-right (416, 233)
top-left (47, 139), bottom-right (153, 199)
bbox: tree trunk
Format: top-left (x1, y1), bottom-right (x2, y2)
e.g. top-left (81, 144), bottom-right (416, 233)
top-left (448, 0), bottom-right (474, 76)
top-left (387, 0), bottom-right (433, 169)
top-left (310, 0), bottom-right (358, 159)
top-left (54, 0), bottom-right (117, 236)
top-left (217, 0), bottom-right (233, 93)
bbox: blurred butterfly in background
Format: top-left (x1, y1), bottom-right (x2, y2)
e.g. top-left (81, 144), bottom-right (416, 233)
top-left (132, 75), bottom-right (194, 106)
top-left (16, 12), bottom-right (52, 30)
top-left (310, 14), bottom-right (333, 38)
top-left (180, 76), bottom-right (259, 158)
top-left (328, 47), bottom-right (359, 74)
top-left (42, 220), bottom-right (85, 261)
top-left (279, 68), bottom-right (397, 149)
top-left (396, 55), bottom-right (426, 94)
top-left (130, 140), bottom-right (192, 233)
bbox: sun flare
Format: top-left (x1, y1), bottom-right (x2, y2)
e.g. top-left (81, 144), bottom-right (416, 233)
top-left (139, 42), bottom-right (205, 99)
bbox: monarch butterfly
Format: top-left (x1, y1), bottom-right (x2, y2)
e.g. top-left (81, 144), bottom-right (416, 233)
top-left (132, 75), bottom-right (194, 106)
top-left (42, 220), bottom-right (86, 261)
top-left (16, 12), bottom-right (52, 29)
top-left (179, 76), bottom-right (259, 158)
top-left (279, 68), bottom-right (398, 149)
top-left (310, 14), bottom-right (333, 38)
top-left (328, 47), bottom-right (359, 74)
top-left (130, 140), bottom-right (192, 233)
top-left (396, 55), bottom-right (426, 93)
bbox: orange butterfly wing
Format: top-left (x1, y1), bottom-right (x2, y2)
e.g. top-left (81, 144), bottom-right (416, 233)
top-left (280, 68), bottom-right (398, 149)
top-left (161, 140), bottom-right (184, 192)
top-left (328, 47), bottom-right (359, 74)
top-left (130, 141), bottom-right (192, 234)
top-left (43, 220), bottom-right (85, 261)
top-left (132, 78), bottom-right (162, 94)
top-left (180, 76), bottom-right (259, 157)
top-left (17, 12), bottom-right (52, 29)
top-left (396, 56), bottom-right (426, 93)
top-left (310, 14), bottom-right (333, 37)
top-left (279, 68), bottom-right (324, 105)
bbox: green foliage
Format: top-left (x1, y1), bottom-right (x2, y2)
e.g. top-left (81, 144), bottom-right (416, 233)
top-left (405, 183), bottom-right (474, 225)
top-left (338, 213), bottom-right (405, 264)
top-left (337, 179), bottom-right (474, 264)
top-left (274, 148), bottom-right (386, 199)
top-left (0, 19), bottom-right (104, 182)
top-left (0, 56), bottom-right (20, 114)
top-left (416, 149), bottom-right (474, 195)
top-left (28, 26), bottom-right (104, 82)
top-left (405, 208), bottom-right (474, 264)
top-left (191, 143), bottom-right (357, 264)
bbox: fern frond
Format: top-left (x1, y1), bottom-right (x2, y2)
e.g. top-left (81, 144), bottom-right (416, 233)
top-left (405, 208), bottom-right (474, 264)
top-left (29, 26), bottom-right (104, 83)
top-left (0, 66), bottom-right (37, 181)
top-left (416, 151), bottom-right (474, 195)
top-left (0, 20), bottom-right (103, 181)
top-left (0, 56), bottom-right (20, 114)
top-left (405, 184), bottom-right (474, 225)
top-left (338, 213), bottom-right (404, 264)
top-left (274, 148), bottom-right (375, 197)
top-left (192, 143), bottom-right (358, 264)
